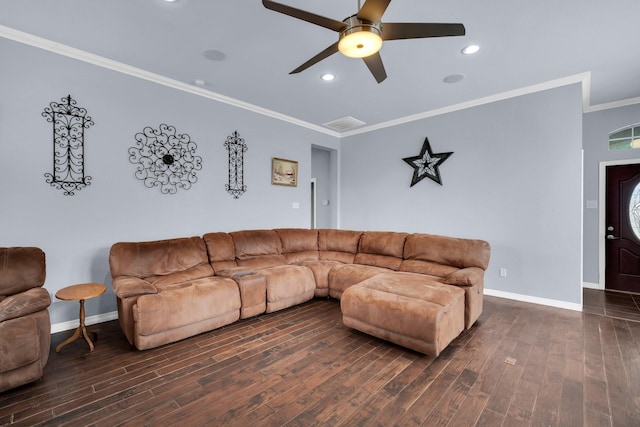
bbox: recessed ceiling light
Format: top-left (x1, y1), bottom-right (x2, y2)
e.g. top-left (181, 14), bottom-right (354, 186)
top-left (203, 49), bottom-right (226, 61)
top-left (462, 45), bottom-right (480, 55)
top-left (443, 74), bottom-right (465, 84)
top-left (193, 79), bottom-right (212, 88)
top-left (321, 73), bottom-right (335, 81)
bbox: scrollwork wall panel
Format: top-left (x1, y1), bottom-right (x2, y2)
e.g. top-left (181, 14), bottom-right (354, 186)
top-left (224, 130), bottom-right (247, 198)
top-left (42, 95), bottom-right (94, 196)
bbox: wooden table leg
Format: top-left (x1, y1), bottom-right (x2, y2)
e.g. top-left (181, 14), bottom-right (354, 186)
top-left (56, 299), bottom-right (96, 352)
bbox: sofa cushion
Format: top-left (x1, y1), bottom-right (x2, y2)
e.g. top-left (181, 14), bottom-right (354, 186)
top-left (110, 237), bottom-right (209, 279)
top-left (203, 232), bottom-right (238, 273)
top-left (275, 228), bottom-right (319, 263)
top-left (354, 231), bottom-right (408, 270)
top-left (133, 277), bottom-right (240, 336)
top-left (0, 288), bottom-right (51, 323)
top-left (298, 260), bottom-right (343, 297)
top-left (398, 260), bottom-right (458, 278)
top-left (231, 230), bottom-right (283, 258)
top-left (318, 229), bottom-right (362, 263)
top-left (237, 255), bottom-right (287, 269)
top-left (0, 247), bottom-right (46, 296)
top-left (328, 263), bottom-right (392, 299)
top-left (145, 264), bottom-right (215, 288)
top-left (402, 233), bottom-right (491, 270)
top-left (260, 265), bottom-right (316, 313)
top-left (0, 317), bottom-right (40, 372)
top-left (278, 226), bottom-right (320, 262)
top-left (443, 267), bottom-right (485, 287)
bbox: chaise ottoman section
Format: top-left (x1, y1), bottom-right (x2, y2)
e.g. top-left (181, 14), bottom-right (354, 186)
top-left (340, 273), bottom-right (465, 356)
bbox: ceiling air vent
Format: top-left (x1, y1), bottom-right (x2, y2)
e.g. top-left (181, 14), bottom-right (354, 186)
top-left (323, 116), bottom-right (366, 132)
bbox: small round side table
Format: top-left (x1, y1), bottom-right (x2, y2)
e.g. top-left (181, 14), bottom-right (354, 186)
top-left (55, 283), bottom-right (106, 353)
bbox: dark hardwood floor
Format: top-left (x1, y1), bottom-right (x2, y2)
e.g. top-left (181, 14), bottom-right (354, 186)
top-left (2, 294), bottom-right (640, 426)
top-left (583, 287), bottom-right (640, 322)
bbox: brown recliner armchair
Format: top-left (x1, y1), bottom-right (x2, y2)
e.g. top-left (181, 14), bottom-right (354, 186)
top-left (0, 247), bottom-right (51, 392)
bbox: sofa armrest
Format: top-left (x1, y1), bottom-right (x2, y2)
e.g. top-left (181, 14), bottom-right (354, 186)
top-left (217, 267), bottom-right (256, 279)
top-left (443, 267), bottom-right (484, 287)
top-left (0, 288), bottom-right (51, 322)
top-left (112, 277), bottom-right (157, 299)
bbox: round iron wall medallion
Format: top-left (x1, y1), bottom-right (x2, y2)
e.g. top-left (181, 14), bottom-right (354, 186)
top-left (129, 124), bottom-right (202, 194)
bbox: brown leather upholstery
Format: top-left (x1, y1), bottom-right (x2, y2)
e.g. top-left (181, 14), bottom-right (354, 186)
top-left (400, 233), bottom-right (491, 328)
top-left (109, 229), bottom-right (490, 354)
top-left (109, 238), bottom-right (240, 350)
top-left (0, 247), bottom-right (51, 392)
top-left (342, 273), bottom-right (465, 357)
top-left (232, 230), bottom-right (315, 312)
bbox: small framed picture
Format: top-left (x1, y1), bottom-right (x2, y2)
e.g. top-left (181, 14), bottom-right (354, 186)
top-left (271, 157), bottom-right (298, 187)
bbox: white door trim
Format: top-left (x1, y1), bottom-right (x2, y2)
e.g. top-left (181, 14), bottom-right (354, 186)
top-left (310, 178), bottom-right (317, 229)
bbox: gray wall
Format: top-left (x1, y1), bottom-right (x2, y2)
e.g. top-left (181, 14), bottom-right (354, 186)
top-left (1, 33), bottom-right (610, 325)
top-left (583, 103), bottom-right (640, 285)
top-left (0, 38), bottom-right (337, 324)
top-left (340, 85), bottom-right (584, 305)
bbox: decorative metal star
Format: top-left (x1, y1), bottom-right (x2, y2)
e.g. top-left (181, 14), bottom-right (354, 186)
top-left (403, 137), bottom-right (453, 187)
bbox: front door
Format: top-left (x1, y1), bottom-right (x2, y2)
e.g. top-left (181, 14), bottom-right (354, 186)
top-left (605, 163), bottom-right (640, 292)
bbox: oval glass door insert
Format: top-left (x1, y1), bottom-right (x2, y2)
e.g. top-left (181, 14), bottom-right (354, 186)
top-left (629, 182), bottom-right (640, 240)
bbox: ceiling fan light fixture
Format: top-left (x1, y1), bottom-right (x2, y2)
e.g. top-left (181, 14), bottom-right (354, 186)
top-left (338, 20), bottom-right (382, 58)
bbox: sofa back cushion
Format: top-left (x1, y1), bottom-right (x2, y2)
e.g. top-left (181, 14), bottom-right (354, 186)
top-left (230, 230), bottom-right (287, 269)
top-left (354, 231), bottom-right (408, 270)
top-left (275, 228), bottom-right (319, 263)
top-left (203, 232), bottom-right (238, 273)
top-left (401, 233), bottom-right (491, 273)
top-left (0, 247), bottom-right (46, 296)
top-left (318, 229), bottom-right (362, 263)
top-left (109, 237), bottom-right (212, 279)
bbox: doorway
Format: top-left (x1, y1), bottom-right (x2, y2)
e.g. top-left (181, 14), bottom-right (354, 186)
top-left (605, 163), bottom-right (640, 292)
top-left (311, 146), bottom-right (337, 229)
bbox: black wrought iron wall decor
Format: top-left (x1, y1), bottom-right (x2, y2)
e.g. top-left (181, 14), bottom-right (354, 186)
top-left (128, 124), bottom-right (202, 194)
top-left (403, 136), bottom-right (453, 187)
top-left (42, 95), bottom-right (94, 196)
top-left (224, 130), bottom-right (247, 198)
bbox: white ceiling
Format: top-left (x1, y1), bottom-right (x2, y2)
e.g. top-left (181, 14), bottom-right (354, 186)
top-left (2, 0), bottom-right (640, 136)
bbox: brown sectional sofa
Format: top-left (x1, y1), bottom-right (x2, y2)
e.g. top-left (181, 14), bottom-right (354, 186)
top-left (109, 229), bottom-right (490, 356)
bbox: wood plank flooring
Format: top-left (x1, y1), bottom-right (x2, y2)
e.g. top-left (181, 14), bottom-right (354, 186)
top-left (1, 295), bottom-right (640, 426)
top-left (583, 288), bottom-right (640, 322)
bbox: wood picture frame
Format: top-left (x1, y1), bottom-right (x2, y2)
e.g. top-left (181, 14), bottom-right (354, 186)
top-left (271, 157), bottom-right (298, 187)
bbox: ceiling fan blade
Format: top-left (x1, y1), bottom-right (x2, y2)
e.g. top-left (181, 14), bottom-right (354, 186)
top-left (290, 42), bottom-right (340, 74)
top-left (382, 22), bottom-right (465, 40)
top-left (358, 0), bottom-right (392, 23)
top-left (362, 52), bottom-right (387, 83)
top-left (263, 0), bottom-right (347, 32)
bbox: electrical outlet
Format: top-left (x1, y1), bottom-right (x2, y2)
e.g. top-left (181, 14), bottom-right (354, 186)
top-left (499, 268), bottom-right (507, 277)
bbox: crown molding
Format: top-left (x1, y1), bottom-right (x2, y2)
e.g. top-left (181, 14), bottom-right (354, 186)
top-left (2, 24), bottom-right (640, 138)
top-left (0, 25), bottom-right (341, 138)
top-left (341, 72), bottom-right (593, 137)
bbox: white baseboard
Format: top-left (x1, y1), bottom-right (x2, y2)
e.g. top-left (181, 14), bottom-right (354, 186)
top-left (582, 281), bottom-right (604, 290)
top-left (51, 290), bottom-right (585, 333)
top-left (484, 288), bottom-right (582, 312)
top-left (51, 311), bottom-right (119, 334)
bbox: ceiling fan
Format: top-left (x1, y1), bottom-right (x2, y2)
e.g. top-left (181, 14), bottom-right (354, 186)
top-left (262, 0), bottom-right (466, 83)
